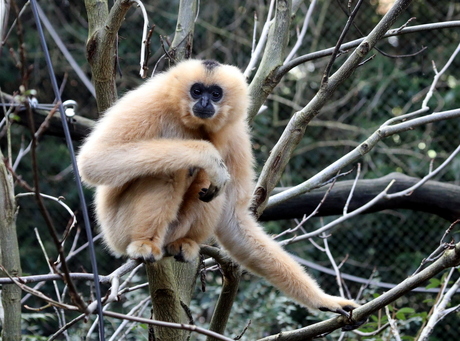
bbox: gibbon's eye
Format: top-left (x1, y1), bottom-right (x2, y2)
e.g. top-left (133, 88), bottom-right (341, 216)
top-left (209, 85), bottom-right (223, 102)
top-left (190, 83), bottom-right (204, 99)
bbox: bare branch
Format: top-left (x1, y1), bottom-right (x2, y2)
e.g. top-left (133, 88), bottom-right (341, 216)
top-left (284, 0), bottom-right (317, 64)
top-left (103, 310), bottom-right (234, 341)
top-left (422, 41), bottom-right (460, 109)
top-left (268, 108), bottom-right (460, 210)
top-left (252, 0), bottom-right (414, 217)
top-left (131, 0), bottom-right (150, 78)
top-left (257, 242), bottom-right (460, 341)
top-left (279, 20), bottom-right (460, 77)
top-left (244, 0), bottom-right (276, 78)
top-left (417, 269), bottom-right (460, 341)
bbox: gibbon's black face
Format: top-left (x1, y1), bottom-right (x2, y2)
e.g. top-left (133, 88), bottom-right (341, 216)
top-left (190, 82), bottom-right (223, 119)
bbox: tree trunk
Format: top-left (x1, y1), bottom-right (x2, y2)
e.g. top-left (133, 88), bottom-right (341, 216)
top-left (146, 258), bottom-right (200, 341)
top-left (0, 150), bottom-right (22, 341)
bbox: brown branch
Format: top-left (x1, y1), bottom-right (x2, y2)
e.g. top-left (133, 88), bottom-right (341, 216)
top-left (9, 104), bottom-right (94, 140)
top-left (260, 173), bottom-right (460, 222)
top-left (322, 0), bottom-right (365, 86)
top-left (85, 0), bottom-right (135, 113)
top-left (201, 246), bottom-right (242, 340)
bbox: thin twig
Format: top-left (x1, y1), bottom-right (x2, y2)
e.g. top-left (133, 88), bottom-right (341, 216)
top-left (343, 163), bottom-right (361, 215)
top-left (321, 0), bottom-right (365, 86)
top-left (385, 305), bottom-right (402, 341)
top-left (103, 310), bottom-right (234, 341)
top-left (422, 41), bottom-right (460, 109)
top-left (284, 0), bottom-right (317, 63)
top-left (132, 0), bottom-right (150, 78)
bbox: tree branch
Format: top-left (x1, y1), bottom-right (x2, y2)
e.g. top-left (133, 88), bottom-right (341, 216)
top-left (247, 0), bottom-right (292, 120)
top-left (251, 0), bottom-right (414, 218)
top-left (278, 20), bottom-right (460, 78)
top-left (261, 173), bottom-right (460, 222)
top-left (257, 242), bottom-right (460, 341)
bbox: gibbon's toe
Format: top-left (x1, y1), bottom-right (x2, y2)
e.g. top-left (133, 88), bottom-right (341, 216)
top-left (318, 296), bottom-right (366, 331)
top-left (341, 317), bottom-right (368, 331)
top-left (166, 238), bottom-right (200, 262)
top-left (318, 296), bottom-right (359, 316)
top-left (127, 240), bottom-right (164, 263)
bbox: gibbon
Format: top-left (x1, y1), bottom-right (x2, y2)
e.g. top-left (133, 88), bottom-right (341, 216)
top-left (77, 59), bottom-right (359, 316)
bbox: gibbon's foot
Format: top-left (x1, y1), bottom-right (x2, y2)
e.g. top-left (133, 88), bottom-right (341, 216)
top-left (126, 239), bottom-right (164, 263)
top-left (318, 296), bottom-right (367, 331)
top-left (317, 295), bottom-right (359, 316)
top-left (341, 317), bottom-right (368, 331)
top-left (319, 304), bottom-right (356, 317)
top-left (166, 238), bottom-right (200, 262)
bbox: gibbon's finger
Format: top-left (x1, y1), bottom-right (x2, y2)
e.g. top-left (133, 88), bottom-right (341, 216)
top-left (199, 185), bottom-right (220, 202)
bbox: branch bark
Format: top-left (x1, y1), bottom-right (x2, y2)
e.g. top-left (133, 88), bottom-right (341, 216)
top-left (201, 246), bottom-right (242, 340)
top-left (84, 0), bottom-right (134, 113)
top-left (0, 149), bottom-right (22, 341)
top-left (146, 258), bottom-right (200, 341)
top-left (247, 0), bottom-right (292, 120)
top-left (169, 0), bottom-right (197, 61)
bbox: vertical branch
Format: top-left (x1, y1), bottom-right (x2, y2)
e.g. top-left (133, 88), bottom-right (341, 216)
top-left (202, 246), bottom-right (242, 341)
top-left (247, 0), bottom-right (293, 120)
top-left (0, 149), bottom-right (22, 341)
top-left (146, 258), bottom-right (200, 341)
top-left (169, 0), bottom-right (198, 61)
top-left (84, 0), bottom-right (134, 113)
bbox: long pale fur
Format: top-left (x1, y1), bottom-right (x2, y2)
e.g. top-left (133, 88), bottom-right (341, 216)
top-left (77, 59), bottom-right (358, 313)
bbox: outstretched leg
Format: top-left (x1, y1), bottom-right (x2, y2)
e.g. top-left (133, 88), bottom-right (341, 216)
top-left (215, 206), bottom-right (359, 314)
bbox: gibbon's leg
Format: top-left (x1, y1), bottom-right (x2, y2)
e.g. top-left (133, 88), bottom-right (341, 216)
top-left (77, 140), bottom-right (230, 201)
top-left (165, 170), bottom-right (224, 262)
top-left (122, 175), bottom-right (189, 262)
top-left (215, 206), bottom-right (359, 315)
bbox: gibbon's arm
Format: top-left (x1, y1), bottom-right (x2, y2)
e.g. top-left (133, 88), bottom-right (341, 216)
top-left (215, 210), bottom-right (357, 314)
top-left (77, 139), bottom-right (229, 190)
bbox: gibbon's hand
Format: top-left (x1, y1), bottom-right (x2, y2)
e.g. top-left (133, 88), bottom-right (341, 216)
top-left (199, 158), bottom-right (230, 202)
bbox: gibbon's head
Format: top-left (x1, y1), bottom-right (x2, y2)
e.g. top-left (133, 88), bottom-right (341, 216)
top-left (165, 59), bottom-right (249, 131)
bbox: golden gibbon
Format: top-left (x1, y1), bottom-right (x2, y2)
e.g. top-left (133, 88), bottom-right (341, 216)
top-left (77, 59), bottom-right (359, 316)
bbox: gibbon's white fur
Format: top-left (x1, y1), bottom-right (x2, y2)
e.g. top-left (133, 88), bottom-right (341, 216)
top-left (77, 59), bottom-right (358, 315)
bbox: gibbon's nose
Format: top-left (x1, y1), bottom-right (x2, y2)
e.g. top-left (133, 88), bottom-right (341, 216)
top-left (200, 95), bottom-right (210, 108)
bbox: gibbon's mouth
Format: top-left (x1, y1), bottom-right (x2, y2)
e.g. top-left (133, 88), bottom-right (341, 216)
top-left (193, 109), bottom-right (215, 119)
